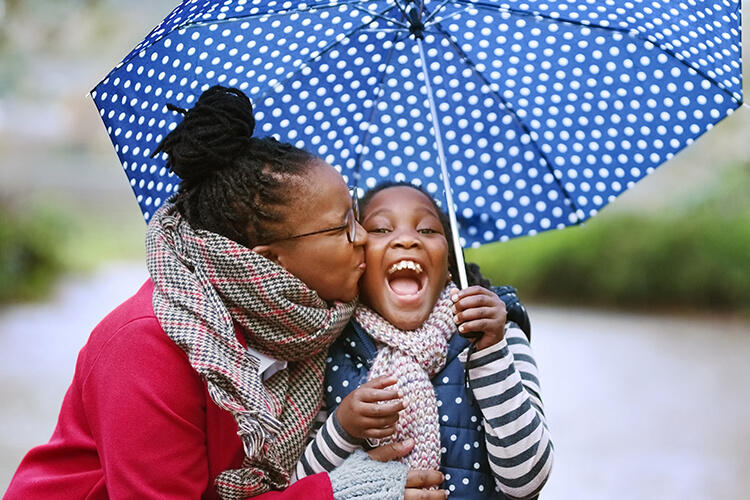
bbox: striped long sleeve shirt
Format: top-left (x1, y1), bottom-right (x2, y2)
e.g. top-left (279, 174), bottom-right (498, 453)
top-left (294, 325), bottom-right (553, 499)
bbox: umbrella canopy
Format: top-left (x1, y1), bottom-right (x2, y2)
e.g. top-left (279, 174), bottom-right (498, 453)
top-left (91, 0), bottom-right (743, 287)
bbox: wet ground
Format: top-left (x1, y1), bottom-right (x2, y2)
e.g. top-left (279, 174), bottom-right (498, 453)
top-left (1, 262), bottom-right (750, 499)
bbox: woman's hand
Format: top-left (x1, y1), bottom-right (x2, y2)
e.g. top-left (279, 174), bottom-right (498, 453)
top-left (451, 285), bottom-right (507, 351)
top-left (368, 439), bottom-right (447, 499)
top-left (337, 375), bottom-right (405, 440)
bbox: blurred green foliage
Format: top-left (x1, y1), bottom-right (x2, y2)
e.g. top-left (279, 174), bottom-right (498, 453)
top-left (467, 162), bottom-right (750, 313)
top-left (0, 199), bottom-right (145, 304)
top-left (0, 201), bottom-right (68, 302)
top-left (1, 163), bottom-right (748, 310)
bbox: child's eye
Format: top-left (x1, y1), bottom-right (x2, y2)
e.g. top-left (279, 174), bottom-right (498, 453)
top-left (418, 228), bottom-right (440, 234)
top-left (368, 228), bottom-right (391, 234)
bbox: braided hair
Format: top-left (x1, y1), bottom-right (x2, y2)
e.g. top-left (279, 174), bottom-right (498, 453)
top-left (152, 85), bottom-right (317, 247)
top-left (358, 182), bottom-right (491, 289)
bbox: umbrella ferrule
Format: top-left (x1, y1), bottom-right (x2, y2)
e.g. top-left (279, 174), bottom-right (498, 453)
top-left (408, 6), bottom-right (425, 39)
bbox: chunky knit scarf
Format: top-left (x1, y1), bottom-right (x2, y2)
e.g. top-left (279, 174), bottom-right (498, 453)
top-left (146, 202), bottom-right (355, 498)
top-left (355, 285), bottom-right (455, 470)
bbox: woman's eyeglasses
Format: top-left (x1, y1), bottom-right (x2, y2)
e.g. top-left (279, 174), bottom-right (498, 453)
top-left (264, 188), bottom-right (359, 245)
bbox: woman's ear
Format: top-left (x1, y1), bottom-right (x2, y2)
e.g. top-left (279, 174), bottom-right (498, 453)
top-left (252, 245), bottom-right (281, 265)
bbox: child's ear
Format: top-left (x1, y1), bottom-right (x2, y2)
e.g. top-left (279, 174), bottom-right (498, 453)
top-left (252, 245), bottom-right (281, 265)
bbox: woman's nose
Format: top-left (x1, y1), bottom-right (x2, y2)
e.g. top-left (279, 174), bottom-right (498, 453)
top-left (353, 220), bottom-right (368, 246)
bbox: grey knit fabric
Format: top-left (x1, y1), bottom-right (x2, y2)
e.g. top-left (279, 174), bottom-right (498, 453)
top-left (329, 450), bottom-right (407, 500)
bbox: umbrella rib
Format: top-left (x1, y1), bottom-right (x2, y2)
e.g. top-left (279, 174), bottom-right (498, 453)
top-left (249, 6), bottom-right (407, 104)
top-left (426, 20), bottom-right (584, 224)
top-left (352, 33), bottom-right (404, 185)
top-left (449, 0), bottom-right (743, 103)
top-left (422, 0), bottom-right (454, 25)
top-left (333, 1), bottom-right (411, 31)
top-left (637, 34), bottom-right (744, 105)
top-left (169, 1), bottom-right (412, 33)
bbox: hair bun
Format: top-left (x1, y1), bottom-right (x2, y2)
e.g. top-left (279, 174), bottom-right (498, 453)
top-left (153, 86), bottom-right (255, 184)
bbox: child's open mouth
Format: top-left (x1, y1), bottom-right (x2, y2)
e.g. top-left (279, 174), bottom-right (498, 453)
top-left (386, 260), bottom-right (425, 297)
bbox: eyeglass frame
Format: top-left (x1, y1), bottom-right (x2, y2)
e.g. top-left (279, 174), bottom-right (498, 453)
top-left (262, 187), bottom-right (359, 245)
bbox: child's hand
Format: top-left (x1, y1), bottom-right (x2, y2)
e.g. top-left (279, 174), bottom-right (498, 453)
top-left (450, 285), bottom-right (507, 351)
top-left (337, 375), bottom-right (405, 440)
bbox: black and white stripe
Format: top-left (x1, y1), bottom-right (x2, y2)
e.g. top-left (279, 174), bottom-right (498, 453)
top-left (293, 408), bottom-right (360, 481)
top-left (463, 325), bottom-right (553, 499)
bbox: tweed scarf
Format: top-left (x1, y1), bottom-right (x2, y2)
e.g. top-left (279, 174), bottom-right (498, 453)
top-left (146, 202), bottom-right (355, 498)
top-left (355, 285), bottom-right (455, 470)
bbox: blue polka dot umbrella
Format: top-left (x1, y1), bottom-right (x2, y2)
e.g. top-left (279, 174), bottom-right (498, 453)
top-left (91, 0), bottom-right (742, 288)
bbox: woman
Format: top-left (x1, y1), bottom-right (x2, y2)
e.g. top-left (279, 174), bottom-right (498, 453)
top-left (2, 88), bottom-right (441, 500)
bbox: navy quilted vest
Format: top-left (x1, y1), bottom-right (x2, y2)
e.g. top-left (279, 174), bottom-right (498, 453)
top-left (325, 321), bottom-right (508, 500)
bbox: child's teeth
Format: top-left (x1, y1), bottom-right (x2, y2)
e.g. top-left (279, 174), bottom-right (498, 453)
top-left (388, 261), bottom-right (423, 274)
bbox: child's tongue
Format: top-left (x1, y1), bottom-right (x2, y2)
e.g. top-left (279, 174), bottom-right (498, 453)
top-left (389, 277), bottom-right (420, 296)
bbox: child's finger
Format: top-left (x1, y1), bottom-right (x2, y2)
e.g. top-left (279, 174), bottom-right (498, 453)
top-left (357, 386), bottom-right (403, 405)
top-left (362, 423), bottom-right (398, 439)
top-left (450, 284), bottom-right (490, 301)
top-left (456, 318), bottom-right (492, 337)
top-left (366, 374), bottom-right (399, 390)
top-left (359, 399), bottom-right (405, 418)
top-left (451, 289), bottom-right (499, 313)
top-left (454, 302), bottom-right (495, 320)
top-left (367, 438), bottom-right (414, 463)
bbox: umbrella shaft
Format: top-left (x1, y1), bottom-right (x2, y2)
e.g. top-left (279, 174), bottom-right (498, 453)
top-left (417, 38), bottom-right (468, 290)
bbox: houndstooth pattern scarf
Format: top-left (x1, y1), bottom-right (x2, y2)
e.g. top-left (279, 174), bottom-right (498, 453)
top-left (146, 202), bottom-right (355, 498)
top-left (355, 285), bottom-right (455, 471)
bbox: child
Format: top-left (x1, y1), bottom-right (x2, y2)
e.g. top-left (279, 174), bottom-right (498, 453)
top-left (295, 183), bottom-right (553, 499)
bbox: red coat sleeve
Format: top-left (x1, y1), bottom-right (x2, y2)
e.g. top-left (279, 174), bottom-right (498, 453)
top-left (82, 316), bottom-right (215, 499)
top-left (254, 473), bottom-right (334, 500)
top-left (81, 318), bottom-right (335, 500)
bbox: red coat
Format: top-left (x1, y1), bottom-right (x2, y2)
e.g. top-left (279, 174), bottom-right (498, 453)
top-left (3, 280), bottom-right (333, 500)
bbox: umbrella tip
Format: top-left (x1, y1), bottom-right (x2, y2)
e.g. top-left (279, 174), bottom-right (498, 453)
top-left (408, 5), bottom-right (425, 39)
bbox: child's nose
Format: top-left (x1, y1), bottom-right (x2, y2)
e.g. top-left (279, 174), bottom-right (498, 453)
top-left (392, 229), bottom-right (421, 248)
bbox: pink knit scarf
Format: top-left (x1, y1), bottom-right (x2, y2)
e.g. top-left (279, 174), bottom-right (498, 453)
top-left (354, 285), bottom-right (455, 470)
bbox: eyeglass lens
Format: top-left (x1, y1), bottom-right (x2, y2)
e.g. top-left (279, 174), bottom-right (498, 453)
top-left (347, 189), bottom-right (359, 243)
